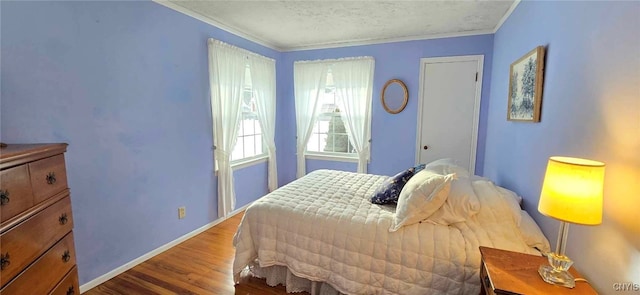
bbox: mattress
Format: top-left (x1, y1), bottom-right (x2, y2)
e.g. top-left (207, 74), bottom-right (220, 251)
top-left (233, 169), bottom-right (543, 294)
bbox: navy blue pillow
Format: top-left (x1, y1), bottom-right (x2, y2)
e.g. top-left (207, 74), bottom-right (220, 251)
top-left (414, 163), bottom-right (426, 174)
top-left (370, 167), bottom-right (417, 205)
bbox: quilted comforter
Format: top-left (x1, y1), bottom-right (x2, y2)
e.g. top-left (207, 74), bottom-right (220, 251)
top-left (233, 170), bottom-right (542, 294)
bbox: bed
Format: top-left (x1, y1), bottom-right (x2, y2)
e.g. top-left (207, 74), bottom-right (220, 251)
top-left (233, 164), bottom-right (550, 295)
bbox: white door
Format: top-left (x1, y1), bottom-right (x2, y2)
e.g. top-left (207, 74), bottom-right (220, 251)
top-left (416, 56), bottom-right (483, 173)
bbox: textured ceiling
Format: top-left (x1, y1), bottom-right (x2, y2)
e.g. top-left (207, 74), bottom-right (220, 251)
top-left (162, 0), bottom-right (516, 51)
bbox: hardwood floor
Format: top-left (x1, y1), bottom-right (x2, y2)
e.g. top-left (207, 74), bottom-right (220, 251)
top-left (85, 212), bottom-right (304, 294)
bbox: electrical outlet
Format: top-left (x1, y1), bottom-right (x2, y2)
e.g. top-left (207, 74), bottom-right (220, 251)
top-left (178, 207), bottom-right (186, 219)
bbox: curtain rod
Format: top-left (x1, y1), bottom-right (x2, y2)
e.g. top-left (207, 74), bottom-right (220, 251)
top-left (208, 38), bottom-right (276, 63)
top-left (294, 56), bottom-right (374, 65)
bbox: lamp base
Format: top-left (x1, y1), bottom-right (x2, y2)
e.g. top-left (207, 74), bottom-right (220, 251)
top-left (538, 265), bottom-right (576, 288)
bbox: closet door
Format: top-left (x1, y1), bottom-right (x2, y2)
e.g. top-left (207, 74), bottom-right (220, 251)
top-left (416, 55), bottom-right (483, 173)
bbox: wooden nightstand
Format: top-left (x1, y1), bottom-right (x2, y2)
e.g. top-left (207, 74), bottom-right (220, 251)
top-left (479, 247), bottom-right (597, 295)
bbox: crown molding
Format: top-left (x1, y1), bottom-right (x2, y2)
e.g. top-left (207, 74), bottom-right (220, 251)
top-left (154, 0), bottom-right (512, 53)
top-left (493, 0), bottom-right (521, 33)
top-left (152, 0), bottom-right (283, 51)
top-left (284, 30), bottom-right (494, 52)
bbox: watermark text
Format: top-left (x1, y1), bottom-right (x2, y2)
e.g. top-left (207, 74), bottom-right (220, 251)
top-left (613, 282), bottom-right (640, 291)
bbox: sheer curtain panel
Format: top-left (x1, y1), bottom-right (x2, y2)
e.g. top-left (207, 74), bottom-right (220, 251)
top-left (332, 57), bottom-right (375, 173)
top-left (208, 39), bottom-right (246, 218)
top-left (250, 56), bottom-right (278, 191)
top-left (293, 62), bottom-right (328, 178)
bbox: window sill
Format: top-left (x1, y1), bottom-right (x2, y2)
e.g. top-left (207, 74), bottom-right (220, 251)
top-left (305, 153), bottom-right (359, 163)
top-left (231, 155), bottom-right (269, 170)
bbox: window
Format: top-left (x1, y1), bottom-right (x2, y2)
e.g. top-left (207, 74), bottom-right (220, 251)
top-left (209, 38), bottom-right (278, 216)
top-left (294, 57), bottom-right (373, 175)
top-left (306, 72), bottom-right (355, 156)
top-left (231, 66), bottom-right (266, 162)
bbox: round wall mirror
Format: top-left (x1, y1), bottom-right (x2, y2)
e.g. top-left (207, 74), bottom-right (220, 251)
top-left (381, 79), bottom-right (408, 114)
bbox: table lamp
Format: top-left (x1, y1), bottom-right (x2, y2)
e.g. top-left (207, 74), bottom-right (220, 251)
top-left (537, 156), bottom-right (605, 288)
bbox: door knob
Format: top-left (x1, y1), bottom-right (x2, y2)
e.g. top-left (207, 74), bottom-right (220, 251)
top-left (423, 145), bottom-right (429, 150)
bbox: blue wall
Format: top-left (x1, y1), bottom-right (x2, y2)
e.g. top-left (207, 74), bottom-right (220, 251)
top-left (1, 1), bottom-right (276, 284)
top-left (4, 0), bottom-right (637, 292)
top-left (484, 1), bottom-right (640, 292)
top-left (277, 35), bottom-right (494, 185)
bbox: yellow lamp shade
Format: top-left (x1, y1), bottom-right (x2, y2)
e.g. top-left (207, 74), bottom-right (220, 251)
top-left (538, 157), bottom-right (605, 225)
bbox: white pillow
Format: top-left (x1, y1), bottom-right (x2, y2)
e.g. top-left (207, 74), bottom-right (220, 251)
top-left (519, 210), bottom-right (551, 253)
top-left (390, 170), bottom-right (454, 232)
top-left (425, 177), bottom-right (480, 225)
top-left (496, 185), bottom-right (523, 206)
top-left (495, 186), bottom-right (523, 226)
top-left (424, 158), bottom-right (470, 178)
top-left (470, 180), bottom-right (523, 227)
top-left (469, 175), bottom-right (490, 182)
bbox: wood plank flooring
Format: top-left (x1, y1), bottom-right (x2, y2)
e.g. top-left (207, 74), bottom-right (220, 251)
top-left (85, 212), bottom-right (304, 294)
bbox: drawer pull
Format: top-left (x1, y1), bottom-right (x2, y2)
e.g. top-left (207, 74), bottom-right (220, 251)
top-left (59, 213), bottom-right (68, 225)
top-left (62, 250), bottom-right (71, 263)
top-left (0, 253), bottom-right (9, 270)
top-left (0, 190), bottom-right (9, 205)
top-left (46, 172), bottom-right (57, 184)
top-left (67, 286), bottom-right (75, 295)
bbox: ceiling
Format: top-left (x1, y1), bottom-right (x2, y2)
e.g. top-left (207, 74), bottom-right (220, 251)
top-left (160, 0), bottom-right (517, 51)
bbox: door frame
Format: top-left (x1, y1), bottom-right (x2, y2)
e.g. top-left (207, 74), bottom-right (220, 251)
top-left (415, 55), bottom-right (484, 173)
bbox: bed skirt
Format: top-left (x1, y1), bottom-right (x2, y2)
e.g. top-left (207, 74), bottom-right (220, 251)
top-left (247, 262), bottom-right (345, 295)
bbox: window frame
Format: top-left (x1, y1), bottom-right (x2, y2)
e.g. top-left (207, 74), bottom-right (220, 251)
top-left (304, 74), bottom-right (359, 162)
top-left (230, 66), bottom-right (268, 168)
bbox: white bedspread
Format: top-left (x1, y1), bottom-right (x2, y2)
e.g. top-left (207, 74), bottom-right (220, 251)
top-left (233, 170), bottom-right (544, 295)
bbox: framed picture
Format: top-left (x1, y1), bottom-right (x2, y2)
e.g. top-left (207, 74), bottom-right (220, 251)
top-left (508, 46), bottom-right (545, 122)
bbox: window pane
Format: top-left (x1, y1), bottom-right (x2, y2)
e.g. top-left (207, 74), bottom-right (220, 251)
top-left (318, 119), bottom-right (329, 133)
top-left (244, 136), bottom-right (256, 158)
top-left (231, 138), bottom-right (244, 161)
top-left (243, 118), bottom-right (254, 135)
top-left (302, 70), bottom-right (362, 156)
top-left (230, 65), bottom-right (269, 163)
top-left (318, 133), bottom-right (328, 151)
top-left (307, 110), bottom-right (354, 154)
top-left (255, 134), bottom-right (263, 154)
top-left (307, 132), bottom-right (320, 152)
top-left (254, 118), bottom-right (262, 135)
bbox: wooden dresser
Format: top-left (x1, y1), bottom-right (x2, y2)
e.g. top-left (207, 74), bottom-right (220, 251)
top-left (0, 143), bottom-right (80, 295)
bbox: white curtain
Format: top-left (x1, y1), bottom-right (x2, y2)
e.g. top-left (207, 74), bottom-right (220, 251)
top-left (293, 62), bottom-right (328, 178)
top-left (332, 57), bottom-right (375, 173)
top-left (208, 39), bottom-right (246, 218)
top-left (250, 56), bottom-right (278, 192)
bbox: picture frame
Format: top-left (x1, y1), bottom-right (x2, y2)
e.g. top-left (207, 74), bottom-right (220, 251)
top-left (508, 46), bottom-right (545, 122)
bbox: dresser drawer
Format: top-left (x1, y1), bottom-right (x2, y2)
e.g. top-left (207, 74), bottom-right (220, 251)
top-left (50, 266), bottom-right (79, 295)
top-left (0, 195), bottom-right (74, 286)
top-left (29, 154), bottom-right (68, 204)
top-left (480, 261), bottom-right (496, 295)
top-left (0, 165), bottom-right (34, 223)
top-left (1, 232), bottom-right (76, 295)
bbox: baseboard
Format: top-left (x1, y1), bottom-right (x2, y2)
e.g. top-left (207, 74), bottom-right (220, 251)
top-left (79, 203), bottom-right (252, 293)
